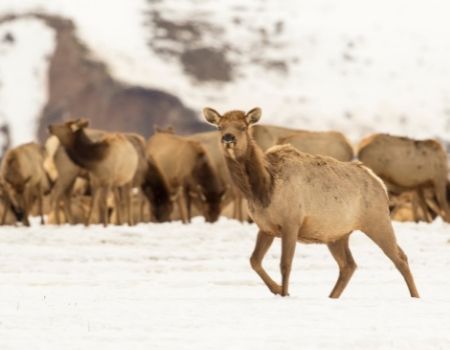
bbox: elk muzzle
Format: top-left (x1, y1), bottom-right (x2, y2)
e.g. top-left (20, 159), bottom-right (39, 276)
top-left (222, 133), bottom-right (236, 145)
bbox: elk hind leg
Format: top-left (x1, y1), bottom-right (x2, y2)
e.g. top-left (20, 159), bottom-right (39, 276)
top-left (363, 222), bottom-right (419, 298)
top-left (327, 235), bottom-right (357, 298)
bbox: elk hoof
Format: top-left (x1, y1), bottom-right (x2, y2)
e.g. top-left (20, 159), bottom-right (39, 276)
top-left (269, 284), bottom-right (283, 295)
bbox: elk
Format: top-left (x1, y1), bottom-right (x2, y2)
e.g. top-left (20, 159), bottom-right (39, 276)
top-left (0, 142), bottom-right (51, 226)
top-left (124, 133), bottom-right (174, 223)
top-left (187, 130), bottom-right (243, 221)
top-left (278, 131), bottom-right (354, 162)
top-left (48, 119), bottom-right (139, 226)
top-left (44, 136), bottom-right (87, 225)
top-left (251, 124), bottom-right (297, 151)
top-left (146, 131), bottom-right (224, 223)
top-left (357, 133), bottom-right (450, 223)
top-left (203, 107), bottom-right (419, 298)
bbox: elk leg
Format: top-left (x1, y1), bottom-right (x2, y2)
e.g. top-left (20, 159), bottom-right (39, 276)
top-left (113, 188), bottom-right (122, 225)
top-left (363, 222), bottom-right (419, 298)
top-left (37, 187), bottom-right (44, 225)
top-left (434, 182), bottom-right (450, 222)
top-left (1, 197), bottom-right (8, 225)
top-left (411, 191), bottom-right (422, 223)
top-left (177, 189), bottom-right (189, 224)
top-left (250, 231), bottom-right (281, 295)
top-left (102, 185), bottom-right (111, 227)
top-left (327, 235), bottom-right (357, 298)
top-left (280, 226), bottom-right (298, 297)
top-left (21, 192), bottom-right (30, 227)
top-left (416, 188), bottom-right (432, 223)
top-left (121, 184), bottom-right (133, 226)
top-left (87, 187), bottom-right (99, 226)
top-left (63, 191), bottom-right (74, 225)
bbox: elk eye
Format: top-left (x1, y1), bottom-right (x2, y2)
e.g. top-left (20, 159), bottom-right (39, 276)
top-left (217, 126), bottom-right (223, 131)
top-left (239, 126), bottom-right (246, 132)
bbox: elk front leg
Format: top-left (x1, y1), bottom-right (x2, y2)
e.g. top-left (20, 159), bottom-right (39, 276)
top-left (250, 231), bottom-right (281, 295)
top-left (280, 225), bottom-right (298, 297)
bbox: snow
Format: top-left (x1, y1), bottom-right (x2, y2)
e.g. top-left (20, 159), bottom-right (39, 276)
top-left (0, 217), bottom-right (449, 349)
top-left (2, 0), bottom-right (450, 143)
top-left (0, 18), bottom-right (54, 146)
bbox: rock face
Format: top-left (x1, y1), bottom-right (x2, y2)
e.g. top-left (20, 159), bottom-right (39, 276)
top-left (0, 13), bottom-right (209, 143)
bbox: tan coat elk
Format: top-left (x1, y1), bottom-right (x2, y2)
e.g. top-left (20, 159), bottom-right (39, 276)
top-left (357, 133), bottom-right (450, 222)
top-left (146, 131), bottom-right (224, 223)
top-left (187, 130), bottom-right (245, 220)
top-left (49, 119), bottom-right (138, 226)
top-left (0, 142), bottom-right (51, 226)
top-left (279, 131), bottom-right (354, 162)
top-left (203, 107), bottom-right (419, 298)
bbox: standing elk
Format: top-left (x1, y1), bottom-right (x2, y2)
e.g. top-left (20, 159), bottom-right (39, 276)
top-left (203, 107), bottom-right (419, 298)
top-left (48, 119), bottom-right (138, 226)
top-left (278, 131), bottom-right (354, 162)
top-left (0, 142), bottom-right (51, 226)
top-left (146, 130), bottom-right (224, 223)
top-left (357, 133), bottom-right (450, 223)
top-left (44, 136), bottom-right (87, 225)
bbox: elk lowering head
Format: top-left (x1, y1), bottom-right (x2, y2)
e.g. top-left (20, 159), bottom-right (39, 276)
top-left (48, 118), bottom-right (90, 147)
top-left (203, 107), bottom-right (262, 160)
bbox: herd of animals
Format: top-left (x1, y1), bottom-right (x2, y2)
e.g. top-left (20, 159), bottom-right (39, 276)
top-left (1, 107), bottom-right (449, 297)
top-left (0, 114), bottom-right (448, 228)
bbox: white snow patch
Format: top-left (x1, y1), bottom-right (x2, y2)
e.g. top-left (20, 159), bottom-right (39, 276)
top-left (1, 1), bottom-right (450, 144)
top-left (0, 18), bottom-right (55, 146)
top-left (0, 217), bottom-right (449, 349)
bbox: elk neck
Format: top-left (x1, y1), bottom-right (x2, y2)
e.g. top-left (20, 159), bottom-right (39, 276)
top-left (225, 136), bottom-right (273, 208)
top-left (65, 129), bottom-right (109, 169)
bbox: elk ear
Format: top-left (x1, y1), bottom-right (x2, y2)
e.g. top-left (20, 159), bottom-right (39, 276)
top-left (76, 118), bottom-right (90, 129)
top-left (70, 118), bottom-right (89, 132)
top-left (245, 107), bottom-right (262, 125)
top-left (203, 107), bottom-right (221, 125)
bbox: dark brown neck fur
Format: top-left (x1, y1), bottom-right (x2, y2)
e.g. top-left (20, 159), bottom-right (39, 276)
top-left (225, 134), bottom-right (273, 207)
top-left (63, 129), bottom-right (109, 169)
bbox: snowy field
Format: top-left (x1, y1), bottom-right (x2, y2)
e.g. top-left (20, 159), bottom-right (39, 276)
top-left (0, 218), bottom-right (449, 349)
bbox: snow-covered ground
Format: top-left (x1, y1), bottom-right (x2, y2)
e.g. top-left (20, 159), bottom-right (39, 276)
top-left (0, 218), bottom-right (449, 349)
top-left (1, 0), bottom-right (450, 144)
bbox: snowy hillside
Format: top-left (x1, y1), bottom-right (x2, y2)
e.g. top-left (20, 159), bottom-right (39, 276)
top-left (1, 0), bottom-right (450, 146)
top-left (0, 218), bottom-right (449, 349)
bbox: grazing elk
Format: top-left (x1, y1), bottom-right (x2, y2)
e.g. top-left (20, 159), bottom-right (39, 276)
top-left (357, 133), bottom-right (450, 223)
top-left (0, 142), bottom-right (51, 226)
top-left (279, 131), bottom-right (354, 162)
top-left (187, 130), bottom-right (245, 221)
top-left (203, 107), bottom-right (419, 298)
top-left (49, 119), bottom-right (139, 226)
top-left (147, 131), bottom-right (224, 223)
top-left (124, 133), bottom-right (173, 223)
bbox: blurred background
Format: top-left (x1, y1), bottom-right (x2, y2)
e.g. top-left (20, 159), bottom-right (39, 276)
top-left (1, 0), bottom-right (450, 156)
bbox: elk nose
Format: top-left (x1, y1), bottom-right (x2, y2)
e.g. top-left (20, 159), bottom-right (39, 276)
top-left (222, 133), bottom-right (236, 144)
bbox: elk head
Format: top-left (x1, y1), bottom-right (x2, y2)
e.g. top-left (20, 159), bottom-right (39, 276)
top-left (189, 184), bottom-right (227, 223)
top-left (48, 118), bottom-right (90, 147)
top-left (203, 107), bottom-right (262, 160)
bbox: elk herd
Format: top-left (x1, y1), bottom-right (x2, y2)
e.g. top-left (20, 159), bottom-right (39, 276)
top-left (0, 109), bottom-right (449, 298)
top-left (0, 115), bottom-right (449, 229)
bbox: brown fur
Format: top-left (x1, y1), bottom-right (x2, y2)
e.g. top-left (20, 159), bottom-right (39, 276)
top-left (187, 130), bottom-right (243, 220)
top-left (0, 142), bottom-right (51, 226)
top-left (278, 131), bottom-right (354, 161)
top-left (203, 107), bottom-right (419, 298)
top-left (49, 119), bottom-right (139, 226)
top-left (146, 132), bottom-right (223, 223)
top-left (357, 133), bottom-right (450, 222)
